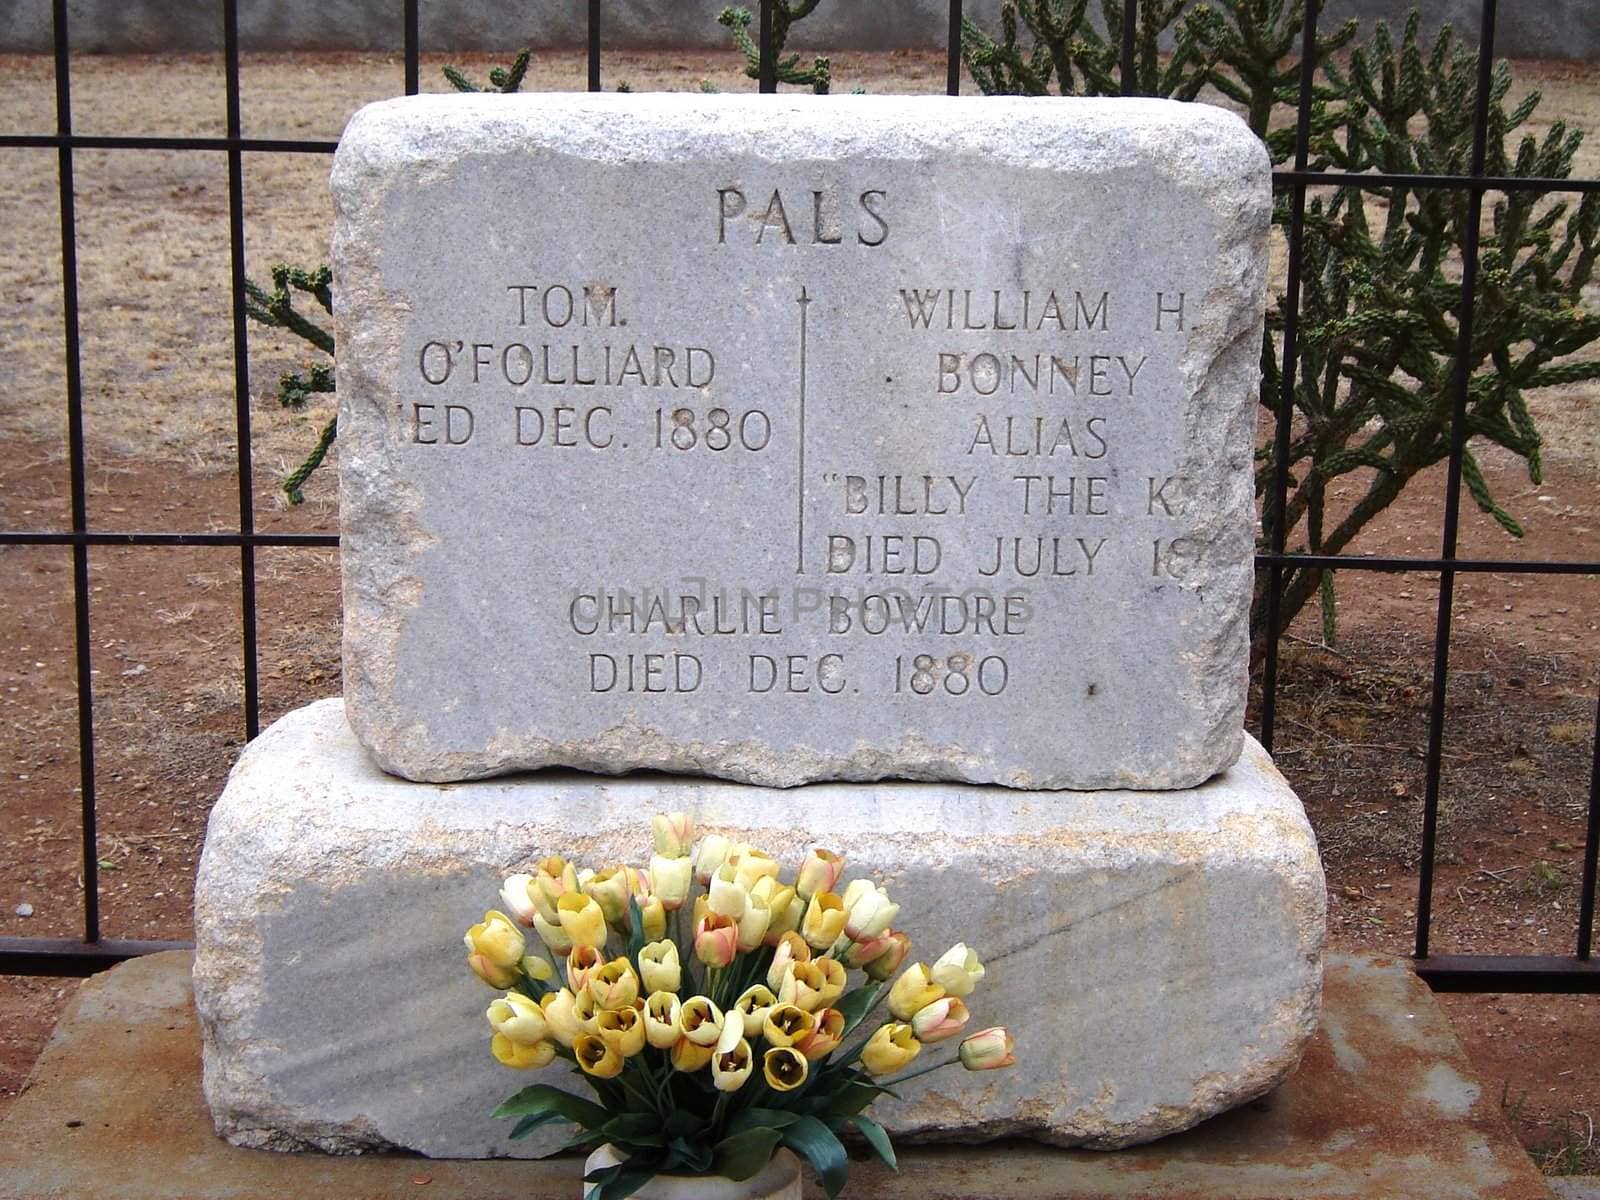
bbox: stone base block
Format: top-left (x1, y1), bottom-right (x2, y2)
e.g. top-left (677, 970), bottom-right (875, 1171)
top-left (193, 698), bottom-right (1325, 1158)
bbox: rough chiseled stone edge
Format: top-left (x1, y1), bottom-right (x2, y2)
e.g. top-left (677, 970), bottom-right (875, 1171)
top-left (333, 95), bottom-right (1269, 791)
top-left (194, 699), bottom-right (1324, 1155)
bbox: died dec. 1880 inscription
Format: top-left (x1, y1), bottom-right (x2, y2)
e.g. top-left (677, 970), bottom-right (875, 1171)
top-left (332, 93), bottom-right (1269, 789)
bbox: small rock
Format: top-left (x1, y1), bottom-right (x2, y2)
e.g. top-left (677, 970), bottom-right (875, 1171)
top-left (14, 903), bottom-right (33, 918)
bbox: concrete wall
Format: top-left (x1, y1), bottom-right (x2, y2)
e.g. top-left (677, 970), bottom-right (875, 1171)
top-left (4, 0), bottom-right (1596, 61)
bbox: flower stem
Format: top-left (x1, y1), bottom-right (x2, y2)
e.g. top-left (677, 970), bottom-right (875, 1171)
top-left (846, 982), bottom-right (888, 1034)
top-left (881, 1055), bottom-right (960, 1087)
top-left (616, 1065), bottom-right (664, 1117)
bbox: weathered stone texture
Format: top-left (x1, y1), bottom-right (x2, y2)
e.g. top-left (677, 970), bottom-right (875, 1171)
top-left (193, 700), bottom-right (1325, 1157)
top-left (334, 93), bottom-right (1270, 790)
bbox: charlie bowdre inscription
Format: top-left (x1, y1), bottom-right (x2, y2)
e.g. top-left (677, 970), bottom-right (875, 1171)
top-left (333, 94), bottom-right (1268, 788)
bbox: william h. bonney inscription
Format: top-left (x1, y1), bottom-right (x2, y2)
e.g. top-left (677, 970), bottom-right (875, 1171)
top-left (332, 93), bottom-right (1269, 789)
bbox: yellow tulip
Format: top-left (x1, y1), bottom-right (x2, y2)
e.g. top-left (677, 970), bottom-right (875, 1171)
top-left (556, 893), bottom-right (607, 950)
top-left (536, 855), bottom-right (578, 899)
top-left (887, 963), bottom-right (945, 1021)
top-left (574, 1033), bottom-right (624, 1079)
top-left (498, 873), bottom-right (541, 927)
top-left (778, 961), bottom-right (826, 1012)
top-left (587, 958), bottom-right (640, 1010)
top-left (959, 1027), bottom-right (1016, 1071)
top-left (532, 910), bottom-right (573, 958)
top-left (540, 988), bottom-right (583, 1047)
top-left (530, 858), bottom-right (577, 924)
top-left (766, 932), bottom-right (812, 992)
top-left (597, 1006), bottom-right (647, 1057)
top-left (736, 893), bottom-right (771, 952)
top-left (763, 1046), bottom-right (809, 1092)
top-left (930, 943), bottom-right (985, 998)
top-left (652, 812), bottom-right (695, 858)
top-left (731, 848), bottom-right (780, 889)
top-left (671, 1037), bottom-right (714, 1072)
top-left (861, 1023), bottom-right (921, 1076)
top-left (813, 957), bottom-right (847, 1009)
top-left (911, 996), bottom-right (971, 1044)
top-left (752, 882), bottom-right (801, 944)
top-left (467, 952), bottom-right (520, 990)
top-left (694, 834), bottom-right (733, 885)
top-left (465, 910), bottom-right (526, 971)
top-left (708, 867), bottom-right (747, 920)
top-left (795, 1007), bottom-right (845, 1062)
top-left (649, 854), bottom-right (694, 911)
top-left (842, 931), bottom-right (894, 971)
top-left (680, 996), bottom-right (725, 1047)
top-left (773, 893), bottom-right (808, 944)
top-left (794, 848), bottom-right (844, 900)
top-left (566, 944), bottom-right (604, 994)
top-left (486, 991), bottom-right (547, 1044)
top-left (639, 896), bottom-right (668, 941)
top-left (801, 892), bottom-right (847, 950)
top-left (638, 939), bottom-right (682, 994)
top-left (585, 867), bottom-right (632, 926)
top-left (644, 991), bottom-right (682, 1049)
top-left (572, 987), bottom-right (603, 1035)
top-left (694, 912), bottom-right (739, 969)
top-left (520, 954), bottom-right (555, 984)
top-left (491, 1033), bottom-right (555, 1069)
top-left (712, 1037), bottom-right (754, 1091)
top-left (843, 882), bottom-right (899, 942)
top-left (762, 1003), bottom-right (816, 1049)
top-left (864, 931), bottom-right (912, 983)
top-left (732, 984), bottom-right (776, 1038)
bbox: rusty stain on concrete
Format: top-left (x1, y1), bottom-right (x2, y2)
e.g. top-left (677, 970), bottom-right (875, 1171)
top-left (0, 952), bottom-right (1554, 1200)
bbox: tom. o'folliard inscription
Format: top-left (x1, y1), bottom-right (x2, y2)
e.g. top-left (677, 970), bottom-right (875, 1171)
top-left (333, 94), bottom-right (1269, 788)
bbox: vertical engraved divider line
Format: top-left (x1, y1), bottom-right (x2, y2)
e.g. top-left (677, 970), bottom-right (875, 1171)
top-left (797, 285), bottom-right (811, 574)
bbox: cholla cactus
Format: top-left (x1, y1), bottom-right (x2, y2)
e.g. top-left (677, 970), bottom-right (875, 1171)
top-left (719, 3), bottom-right (832, 94)
top-left (1257, 14), bottom-right (1599, 646)
top-left (964, 3), bottom-right (1599, 652)
top-left (243, 264), bottom-right (335, 505)
top-left (441, 47), bottom-right (532, 94)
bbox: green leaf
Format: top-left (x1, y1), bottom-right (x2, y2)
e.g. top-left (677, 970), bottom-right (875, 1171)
top-left (626, 896), bottom-right (647, 962)
top-left (724, 1107), bottom-right (802, 1136)
top-left (712, 1126), bottom-right (785, 1182)
top-left (667, 1136), bottom-right (714, 1173)
top-left (493, 1084), bottom-right (610, 1131)
top-left (662, 1109), bottom-right (708, 1140)
top-left (824, 1079), bottom-right (891, 1118)
top-left (601, 1112), bottom-right (664, 1143)
top-left (780, 1114), bottom-right (850, 1198)
top-left (833, 983), bottom-right (881, 1034)
top-left (586, 1160), bottom-right (661, 1200)
top-left (508, 1110), bottom-right (569, 1140)
top-left (847, 1115), bottom-right (898, 1170)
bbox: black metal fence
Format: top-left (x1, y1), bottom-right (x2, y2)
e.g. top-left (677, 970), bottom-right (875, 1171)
top-left (0, 0), bottom-right (1596, 990)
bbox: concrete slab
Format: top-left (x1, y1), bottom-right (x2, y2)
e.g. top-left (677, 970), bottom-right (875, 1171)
top-left (0, 952), bottom-right (1553, 1200)
top-left (194, 699), bottom-right (1324, 1156)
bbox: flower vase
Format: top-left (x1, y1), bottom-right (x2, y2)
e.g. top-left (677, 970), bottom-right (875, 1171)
top-left (583, 1144), bottom-right (802, 1200)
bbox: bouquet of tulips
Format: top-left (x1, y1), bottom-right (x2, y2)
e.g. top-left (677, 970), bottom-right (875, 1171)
top-left (463, 813), bottom-right (1015, 1199)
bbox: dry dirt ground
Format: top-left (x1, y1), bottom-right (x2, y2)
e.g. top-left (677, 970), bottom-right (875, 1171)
top-left (1, 46), bottom-right (1598, 1174)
